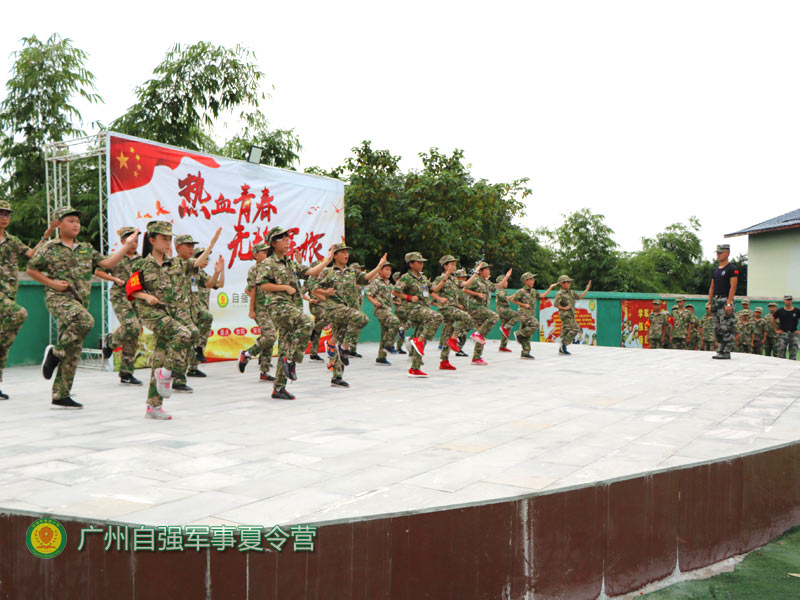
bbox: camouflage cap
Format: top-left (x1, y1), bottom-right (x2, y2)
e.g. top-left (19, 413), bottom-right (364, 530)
top-left (557, 275), bottom-right (572, 283)
top-left (332, 242), bottom-right (351, 254)
top-left (379, 260), bottom-right (393, 269)
top-left (54, 206), bottom-right (82, 220)
top-left (716, 243), bottom-right (730, 253)
top-left (455, 269), bottom-right (467, 277)
top-left (687, 304), bottom-right (695, 310)
top-left (740, 309), bottom-right (751, 317)
top-left (768, 302), bottom-right (778, 307)
top-left (741, 298), bottom-right (750, 305)
top-left (785, 295), bottom-right (794, 301)
top-left (392, 271), bottom-right (401, 281)
top-left (0, 199), bottom-right (13, 212)
top-left (520, 272), bottom-right (536, 283)
top-left (405, 252), bottom-right (428, 263)
top-left (252, 242), bottom-right (268, 254)
top-left (671, 305), bottom-right (678, 311)
top-left (439, 254), bottom-right (458, 266)
top-left (476, 261), bottom-right (491, 271)
top-left (267, 226), bottom-right (289, 244)
top-left (117, 226), bottom-right (136, 239)
top-left (675, 295), bottom-right (685, 302)
top-left (495, 275), bottom-right (505, 284)
top-left (349, 262), bottom-right (363, 270)
top-left (146, 220), bottom-right (172, 236)
top-left (652, 299), bottom-right (662, 305)
top-left (753, 306), bottom-right (763, 313)
top-left (193, 246), bottom-right (206, 258)
top-left (174, 234), bottom-right (197, 246)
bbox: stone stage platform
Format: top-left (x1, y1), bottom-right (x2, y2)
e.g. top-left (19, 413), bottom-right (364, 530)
top-left (1, 341), bottom-right (799, 599)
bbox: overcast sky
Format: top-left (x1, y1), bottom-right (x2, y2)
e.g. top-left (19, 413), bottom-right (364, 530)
top-left (3, 0), bottom-right (799, 260)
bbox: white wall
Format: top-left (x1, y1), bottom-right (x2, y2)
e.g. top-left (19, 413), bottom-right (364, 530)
top-left (747, 229), bottom-right (800, 297)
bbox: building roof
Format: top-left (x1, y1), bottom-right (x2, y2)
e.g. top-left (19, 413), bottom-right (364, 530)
top-left (725, 208), bottom-right (800, 238)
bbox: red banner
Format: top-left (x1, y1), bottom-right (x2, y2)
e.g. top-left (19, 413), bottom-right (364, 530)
top-left (621, 300), bottom-right (657, 349)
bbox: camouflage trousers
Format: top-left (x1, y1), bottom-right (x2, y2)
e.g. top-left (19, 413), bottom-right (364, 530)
top-left (763, 336), bottom-right (777, 357)
top-left (775, 332), bottom-right (799, 360)
top-left (187, 308), bottom-right (214, 372)
top-left (0, 293), bottom-right (27, 382)
top-left (394, 303), bottom-right (412, 351)
top-left (327, 304), bottom-right (368, 378)
top-left (498, 308), bottom-right (521, 349)
top-left (711, 298), bottom-right (734, 354)
top-left (751, 342), bottom-right (763, 355)
top-left (45, 296), bottom-right (94, 401)
top-left (438, 305), bottom-right (471, 361)
top-left (701, 340), bottom-right (715, 351)
top-left (649, 336), bottom-right (666, 349)
top-left (308, 303), bottom-right (329, 356)
top-left (110, 295), bottom-right (141, 376)
top-left (559, 310), bottom-right (580, 346)
top-left (689, 334), bottom-right (699, 351)
top-left (247, 308), bottom-right (277, 374)
top-left (174, 309), bottom-right (200, 386)
top-left (515, 313), bottom-right (539, 354)
top-left (671, 337), bottom-right (687, 350)
top-left (138, 306), bottom-right (195, 407)
top-left (737, 343), bottom-right (752, 354)
top-left (468, 306), bottom-right (498, 360)
top-left (405, 303), bottom-right (443, 370)
top-left (374, 307), bottom-right (400, 360)
top-left (269, 302), bottom-right (313, 390)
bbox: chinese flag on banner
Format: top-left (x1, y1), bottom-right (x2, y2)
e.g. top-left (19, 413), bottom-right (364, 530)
top-left (109, 135), bottom-right (220, 194)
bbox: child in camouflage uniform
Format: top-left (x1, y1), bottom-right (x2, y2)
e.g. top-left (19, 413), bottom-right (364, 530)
top-left (734, 310), bottom-right (754, 353)
top-left (751, 306), bottom-right (767, 355)
top-left (509, 273), bottom-right (556, 359)
top-left (28, 206), bottom-right (139, 409)
top-left (669, 297), bottom-right (692, 350)
top-left (393, 252), bottom-right (444, 377)
top-left (391, 271), bottom-right (409, 355)
top-left (686, 304), bottom-right (700, 350)
top-left (431, 255), bottom-right (475, 370)
top-left (366, 262), bottom-right (400, 366)
top-left (454, 269), bottom-right (470, 355)
top-left (496, 274), bottom-right (520, 352)
top-left (647, 300), bottom-right (668, 349)
top-left (0, 199), bottom-right (55, 400)
top-left (239, 242), bottom-right (278, 380)
top-left (553, 275), bottom-right (591, 355)
top-left (169, 234), bottom-right (204, 393)
top-left (763, 302), bottom-right (779, 357)
top-left (463, 263), bottom-right (510, 365)
top-left (699, 304), bottom-right (716, 351)
top-left (187, 246), bottom-right (223, 377)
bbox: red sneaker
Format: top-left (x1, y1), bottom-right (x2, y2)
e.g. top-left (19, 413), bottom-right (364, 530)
top-left (499, 347), bottom-right (512, 353)
top-left (446, 337), bottom-right (460, 352)
top-left (471, 358), bottom-right (488, 366)
top-left (500, 325), bottom-right (511, 338)
top-left (470, 332), bottom-right (486, 345)
top-left (411, 337), bottom-right (426, 356)
top-left (408, 368), bottom-right (428, 378)
top-left (439, 360), bottom-right (457, 370)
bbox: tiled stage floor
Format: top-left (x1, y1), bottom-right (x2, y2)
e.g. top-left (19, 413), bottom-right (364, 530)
top-left (1, 341), bottom-right (798, 528)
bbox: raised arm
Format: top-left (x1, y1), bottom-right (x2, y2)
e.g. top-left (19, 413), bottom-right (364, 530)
top-left (97, 229), bottom-right (140, 269)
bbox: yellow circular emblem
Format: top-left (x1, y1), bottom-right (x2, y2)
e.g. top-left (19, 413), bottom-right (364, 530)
top-left (217, 292), bottom-right (229, 308)
top-left (26, 518), bottom-right (67, 559)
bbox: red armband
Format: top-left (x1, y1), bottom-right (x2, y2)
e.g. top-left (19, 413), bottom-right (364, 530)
top-left (125, 271), bottom-right (144, 301)
top-left (406, 294), bottom-right (411, 301)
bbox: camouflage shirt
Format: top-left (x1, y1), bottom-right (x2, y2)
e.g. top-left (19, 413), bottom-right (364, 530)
top-left (246, 262), bottom-right (268, 309)
top-left (751, 317), bottom-right (768, 342)
top-left (395, 271), bottom-right (434, 308)
top-left (648, 311), bottom-right (668, 338)
top-left (432, 273), bottom-right (463, 307)
top-left (318, 265), bottom-right (370, 308)
top-left (136, 254), bottom-right (194, 308)
top-left (464, 277), bottom-right (494, 310)
top-left (765, 313), bottom-right (777, 339)
top-left (259, 254), bottom-right (312, 309)
top-left (554, 288), bottom-right (578, 314)
top-left (366, 277), bottom-right (394, 307)
top-left (671, 309), bottom-right (692, 338)
top-left (700, 315), bottom-right (715, 341)
top-left (736, 321), bottom-right (754, 345)
top-left (192, 268), bottom-right (212, 310)
top-left (496, 289), bottom-right (511, 310)
top-left (0, 231), bottom-right (32, 301)
top-left (28, 239), bottom-right (107, 306)
top-left (108, 254), bottom-right (142, 303)
top-left (510, 288), bottom-right (540, 314)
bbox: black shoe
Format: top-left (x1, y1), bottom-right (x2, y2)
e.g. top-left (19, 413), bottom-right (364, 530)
top-left (102, 333), bottom-right (113, 360)
top-left (385, 345), bottom-right (398, 354)
top-left (397, 348), bottom-right (407, 355)
top-left (120, 373), bottom-right (143, 385)
top-left (238, 350), bottom-right (250, 373)
top-left (42, 345), bottom-right (60, 380)
top-left (52, 396), bottom-right (83, 409)
top-left (0, 390), bottom-right (8, 400)
top-left (515, 332), bottom-right (524, 345)
top-left (348, 350), bottom-right (362, 358)
top-left (376, 357), bottom-right (391, 366)
top-left (309, 353), bottom-right (324, 362)
top-left (559, 344), bottom-right (571, 356)
top-left (712, 352), bottom-right (731, 360)
top-left (338, 346), bottom-right (350, 366)
top-left (187, 368), bottom-right (207, 377)
top-left (521, 353), bottom-right (535, 360)
top-left (195, 346), bottom-right (207, 363)
top-left (172, 383), bottom-right (194, 393)
top-left (455, 350), bottom-right (468, 357)
top-left (272, 387), bottom-right (295, 400)
top-left (331, 377), bottom-right (350, 388)
top-left (260, 373), bottom-right (276, 382)
top-left (281, 356), bottom-right (297, 381)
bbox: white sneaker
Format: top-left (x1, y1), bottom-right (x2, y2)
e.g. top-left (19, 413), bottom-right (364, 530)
top-left (155, 368), bottom-right (173, 397)
top-left (146, 406), bottom-right (172, 420)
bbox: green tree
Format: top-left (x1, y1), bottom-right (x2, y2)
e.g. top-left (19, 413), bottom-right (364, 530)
top-left (0, 34), bottom-right (101, 245)
top-left (219, 114), bottom-right (301, 169)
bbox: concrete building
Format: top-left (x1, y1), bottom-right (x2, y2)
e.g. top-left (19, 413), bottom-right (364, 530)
top-left (726, 208), bottom-right (800, 297)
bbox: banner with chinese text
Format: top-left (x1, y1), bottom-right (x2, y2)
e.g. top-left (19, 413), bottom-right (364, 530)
top-left (538, 297), bottom-right (598, 345)
top-left (620, 299), bottom-right (656, 349)
top-left (106, 132), bottom-right (344, 362)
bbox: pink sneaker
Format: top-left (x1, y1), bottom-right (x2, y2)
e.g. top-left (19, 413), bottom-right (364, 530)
top-left (470, 332), bottom-right (486, 345)
top-left (145, 406), bottom-right (172, 420)
top-left (411, 337), bottom-right (426, 356)
top-left (471, 358), bottom-right (488, 366)
top-left (155, 367), bottom-right (173, 397)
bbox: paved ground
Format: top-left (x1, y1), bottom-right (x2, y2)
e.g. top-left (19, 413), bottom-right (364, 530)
top-left (0, 341), bottom-right (798, 529)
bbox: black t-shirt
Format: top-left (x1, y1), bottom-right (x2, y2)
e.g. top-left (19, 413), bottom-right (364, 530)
top-left (712, 263), bottom-right (739, 298)
top-left (774, 307), bottom-right (800, 332)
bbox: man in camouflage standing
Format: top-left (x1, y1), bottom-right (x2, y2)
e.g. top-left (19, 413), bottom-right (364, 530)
top-left (366, 261), bottom-right (400, 366)
top-left (751, 306), bottom-right (767, 355)
top-left (669, 296), bottom-right (692, 350)
top-left (510, 273), bottom-right (556, 359)
top-left (496, 274), bottom-right (520, 353)
top-left (431, 255), bottom-right (475, 370)
top-left (393, 252), bottom-right (444, 376)
top-left (763, 302), bottom-right (779, 357)
top-left (239, 242), bottom-right (278, 380)
top-left (699, 303), bottom-right (716, 351)
top-left (0, 199), bottom-right (55, 400)
top-left (708, 243), bottom-right (738, 359)
top-left (553, 274), bottom-right (591, 355)
top-left (647, 300), bottom-right (668, 349)
top-left (28, 207), bottom-right (139, 408)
